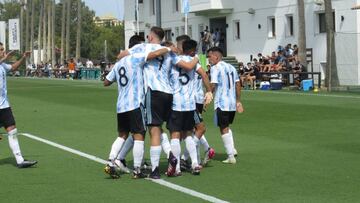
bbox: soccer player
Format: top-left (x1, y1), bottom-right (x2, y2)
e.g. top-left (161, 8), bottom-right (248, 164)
top-left (120, 27), bottom-right (199, 179)
top-left (167, 39), bottom-right (213, 176)
top-left (0, 42), bottom-right (37, 168)
top-left (175, 35), bottom-right (215, 168)
top-left (103, 35), bottom-right (176, 179)
top-left (207, 47), bottom-right (244, 164)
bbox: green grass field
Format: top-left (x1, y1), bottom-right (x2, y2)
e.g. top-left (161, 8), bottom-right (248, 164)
top-left (1, 78), bottom-right (360, 202)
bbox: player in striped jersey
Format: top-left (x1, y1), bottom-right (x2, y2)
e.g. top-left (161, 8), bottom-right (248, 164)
top-left (0, 42), bottom-right (37, 168)
top-left (166, 39), bottom-right (213, 176)
top-left (115, 27), bottom-right (199, 179)
top-left (103, 35), bottom-right (176, 179)
top-left (175, 35), bottom-right (215, 169)
top-left (208, 47), bottom-right (244, 164)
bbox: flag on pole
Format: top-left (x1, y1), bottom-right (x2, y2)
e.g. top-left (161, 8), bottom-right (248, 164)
top-left (8, 19), bottom-right (20, 50)
top-left (182, 0), bottom-right (190, 14)
top-left (0, 21), bottom-right (6, 50)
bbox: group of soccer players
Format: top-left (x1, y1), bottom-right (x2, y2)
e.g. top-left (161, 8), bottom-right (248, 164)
top-left (103, 26), bottom-right (243, 179)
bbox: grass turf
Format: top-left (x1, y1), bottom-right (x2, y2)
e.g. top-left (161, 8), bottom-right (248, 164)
top-left (0, 78), bottom-right (359, 202)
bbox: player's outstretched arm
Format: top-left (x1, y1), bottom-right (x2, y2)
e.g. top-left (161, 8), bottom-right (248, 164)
top-left (117, 50), bottom-right (130, 60)
top-left (176, 56), bottom-right (199, 71)
top-left (235, 81), bottom-right (244, 113)
top-left (11, 51), bottom-right (30, 71)
top-left (103, 79), bottom-right (113, 87)
top-left (147, 47), bottom-right (172, 61)
top-left (0, 50), bottom-right (15, 64)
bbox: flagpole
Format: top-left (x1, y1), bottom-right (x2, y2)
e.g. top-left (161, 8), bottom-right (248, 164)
top-left (185, 13), bottom-right (188, 35)
top-left (136, 0), bottom-right (139, 34)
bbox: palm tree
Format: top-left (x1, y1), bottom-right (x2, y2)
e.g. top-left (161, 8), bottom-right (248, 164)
top-left (76, 0), bottom-right (82, 61)
top-left (51, 0), bottom-right (56, 67)
top-left (47, 0), bottom-right (52, 63)
top-left (30, 0), bottom-right (35, 64)
top-left (37, 0), bottom-right (43, 65)
top-left (324, 0), bottom-right (339, 90)
top-left (65, 0), bottom-right (71, 60)
top-left (20, 0), bottom-right (25, 52)
top-left (297, 0), bottom-right (307, 71)
top-left (60, 0), bottom-right (66, 64)
top-left (42, 0), bottom-right (47, 62)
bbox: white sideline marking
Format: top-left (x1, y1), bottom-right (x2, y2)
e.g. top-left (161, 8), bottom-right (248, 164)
top-left (248, 90), bottom-right (360, 99)
top-left (21, 133), bottom-right (229, 203)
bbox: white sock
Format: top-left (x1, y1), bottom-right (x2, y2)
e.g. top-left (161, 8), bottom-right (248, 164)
top-left (133, 140), bottom-right (144, 168)
top-left (170, 138), bottom-right (181, 172)
top-left (200, 135), bottom-right (210, 151)
top-left (108, 137), bottom-right (125, 161)
top-left (161, 132), bottom-right (171, 158)
top-left (150, 145), bottom-right (162, 171)
top-left (117, 136), bottom-right (134, 160)
top-left (185, 136), bottom-right (199, 168)
top-left (181, 147), bottom-right (190, 161)
top-left (193, 136), bottom-right (200, 164)
top-left (221, 133), bottom-right (234, 159)
top-left (229, 129), bottom-right (236, 151)
top-left (7, 129), bottom-right (24, 164)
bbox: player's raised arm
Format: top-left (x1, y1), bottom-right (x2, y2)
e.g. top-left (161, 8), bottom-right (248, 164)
top-left (10, 51), bottom-right (31, 72)
top-left (0, 50), bottom-right (15, 64)
top-left (176, 56), bottom-right (199, 71)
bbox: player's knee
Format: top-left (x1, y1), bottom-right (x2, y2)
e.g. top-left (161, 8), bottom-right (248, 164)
top-left (7, 128), bottom-right (18, 137)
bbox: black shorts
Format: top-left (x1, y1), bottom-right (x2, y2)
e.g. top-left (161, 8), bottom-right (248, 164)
top-left (167, 110), bottom-right (195, 132)
top-left (117, 107), bottom-right (146, 136)
top-left (196, 103), bottom-right (204, 114)
top-left (0, 107), bottom-right (16, 129)
top-left (145, 88), bottom-right (173, 126)
top-left (194, 109), bottom-right (203, 125)
top-left (215, 108), bottom-right (235, 128)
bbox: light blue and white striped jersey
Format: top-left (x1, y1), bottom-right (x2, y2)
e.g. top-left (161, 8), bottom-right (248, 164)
top-left (106, 52), bottom-right (146, 113)
top-left (194, 71), bottom-right (204, 104)
top-left (210, 61), bottom-right (240, 111)
top-left (170, 55), bottom-right (200, 111)
top-left (0, 63), bottom-right (12, 109)
top-left (129, 43), bottom-right (180, 94)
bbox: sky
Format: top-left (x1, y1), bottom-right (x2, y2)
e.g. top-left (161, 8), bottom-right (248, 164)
top-left (83, 0), bottom-right (124, 20)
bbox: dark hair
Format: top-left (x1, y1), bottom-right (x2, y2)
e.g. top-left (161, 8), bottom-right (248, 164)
top-left (207, 46), bottom-right (223, 56)
top-left (182, 39), bottom-right (197, 54)
top-left (150, 26), bottom-right (165, 41)
top-left (176, 35), bottom-right (190, 43)
top-left (0, 42), bottom-right (3, 46)
top-left (128, 35), bottom-right (145, 48)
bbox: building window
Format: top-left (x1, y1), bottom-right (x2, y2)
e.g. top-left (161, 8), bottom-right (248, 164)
top-left (318, 12), bottom-right (335, 33)
top-left (150, 0), bottom-right (155, 15)
top-left (139, 31), bottom-right (145, 39)
top-left (138, 0), bottom-right (143, 3)
top-left (181, 26), bottom-right (185, 35)
top-left (164, 29), bottom-right (172, 41)
top-left (233, 20), bottom-right (240, 40)
top-left (268, 16), bottom-right (276, 38)
top-left (188, 25), bottom-right (192, 38)
top-left (286, 15), bottom-right (294, 37)
top-left (175, 27), bottom-right (179, 38)
top-left (173, 0), bottom-right (179, 12)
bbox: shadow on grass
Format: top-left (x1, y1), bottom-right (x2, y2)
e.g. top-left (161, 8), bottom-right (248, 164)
top-left (0, 157), bottom-right (17, 167)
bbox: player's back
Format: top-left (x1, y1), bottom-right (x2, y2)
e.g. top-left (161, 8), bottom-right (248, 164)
top-left (170, 55), bottom-right (198, 111)
top-left (0, 63), bottom-right (11, 108)
top-left (107, 55), bottom-right (145, 113)
top-left (211, 61), bottom-right (239, 111)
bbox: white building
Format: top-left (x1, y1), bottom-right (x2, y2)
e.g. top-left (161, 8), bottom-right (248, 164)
top-left (124, 0), bottom-right (360, 85)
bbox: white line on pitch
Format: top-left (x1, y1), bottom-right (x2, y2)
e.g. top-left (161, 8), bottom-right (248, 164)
top-left (21, 133), bottom-right (229, 203)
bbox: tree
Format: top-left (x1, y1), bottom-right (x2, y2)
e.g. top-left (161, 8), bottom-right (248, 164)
top-left (297, 0), bottom-right (307, 71)
top-left (75, 0), bottom-right (82, 61)
top-left (65, 0), bottom-right (71, 60)
top-left (324, 0), bottom-right (339, 90)
top-left (30, 0), bottom-right (35, 64)
top-left (42, 0), bottom-right (47, 62)
top-left (37, 0), bottom-right (43, 65)
top-left (47, 0), bottom-right (51, 63)
top-left (60, 0), bottom-right (66, 64)
top-left (51, 0), bottom-right (56, 66)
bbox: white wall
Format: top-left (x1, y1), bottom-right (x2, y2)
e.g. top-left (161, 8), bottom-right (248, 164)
top-left (125, 0), bottom-right (360, 85)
